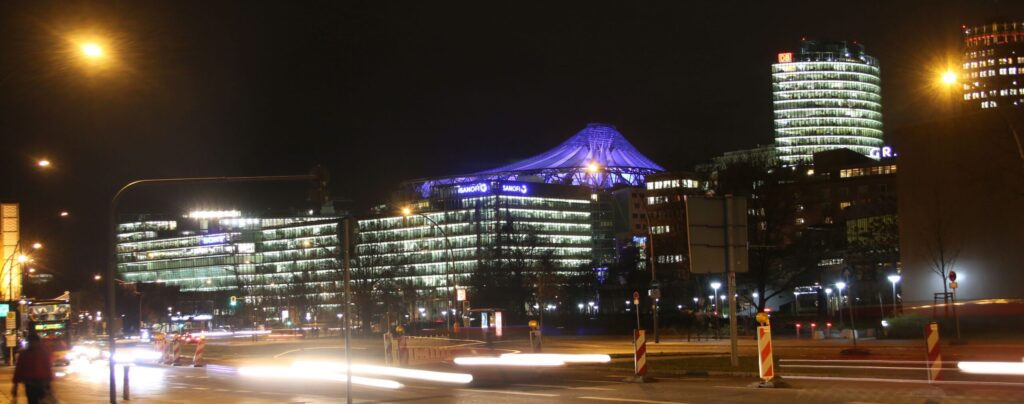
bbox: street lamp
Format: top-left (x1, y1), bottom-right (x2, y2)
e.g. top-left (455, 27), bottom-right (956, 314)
top-left (835, 282), bottom-right (846, 327)
top-left (710, 282), bottom-right (721, 308)
top-left (31, 242), bottom-right (42, 250)
top-left (887, 275), bottom-right (901, 316)
top-left (940, 70), bottom-right (957, 86)
top-left (825, 288), bottom-right (833, 318)
top-left (401, 207), bottom-right (455, 334)
top-left (37, 159), bottom-right (51, 168)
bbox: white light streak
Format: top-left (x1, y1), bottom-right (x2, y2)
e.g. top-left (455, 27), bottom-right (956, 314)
top-left (958, 361), bottom-right (1024, 375)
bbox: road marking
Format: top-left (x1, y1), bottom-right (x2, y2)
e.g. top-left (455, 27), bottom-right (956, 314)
top-left (235, 390), bottom-right (252, 393)
top-left (569, 379), bottom-right (626, 384)
top-left (713, 385), bottom-right (797, 392)
top-left (192, 387), bottom-right (209, 390)
top-left (572, 387), bottom-right (616, 391)
top-left (214, 388), bottom-right (231, 392)
top-left (457, 388), bottom-right (559, 397)
top-left (784, 375), bottom-right (1024, 387)
top-left (782, 364), bottom-right (934, 371)
top-left (514, 383), bottom-right (566, 389)
top-left (781, 359), bottom-right (952, 365)
top-left (579, 397), bottom-right (689, 404)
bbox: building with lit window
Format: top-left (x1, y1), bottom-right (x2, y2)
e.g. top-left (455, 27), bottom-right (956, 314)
top-left (961, 21), bottom-right (1024, 109)
top-left (773, 39), bottom-right (884, 164)
top-left (357, 123), bottom-right (668, 322)
top-left (116, 210), bottom-right (342, 326)
top-left (357, 182), bottom-right (594, 314)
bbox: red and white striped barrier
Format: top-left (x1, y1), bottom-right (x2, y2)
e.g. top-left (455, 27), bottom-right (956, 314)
top-left (757, 324), bottom-right (775, 381)
top-left (925, 322), bottom-right (941, 382)
top-left (171, 339), bottom-right (182, 366)
top-left (634, 329), bottom-right (648, 376)
top-left (193, 338), bottom-right (206, 367)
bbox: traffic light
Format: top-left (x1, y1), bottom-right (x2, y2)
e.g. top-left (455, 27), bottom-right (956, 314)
top-left (229, 296), bottom-right (237, 307)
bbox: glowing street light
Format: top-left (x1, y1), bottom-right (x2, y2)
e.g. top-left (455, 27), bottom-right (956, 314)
top-left (37, 159), bottom-right (51, 168)
top-left (585, 162), bottom-right (600, 173)
top-left (887, 274), bottom-right (901, 316)
top-left (81, 43), bottom-right (104, 59)
top-left (59, 211), bottom-right (69, 217)
top-left (401, 207), bottom-right (412, 216)
top-left (93, 274), bottom-right (102, 281)
top-left (31, 242), bottom-right (42, 250)
top-left (940, 71), bottom-right (957, 86)
top-left (16, 255), bottom-right (29, 264)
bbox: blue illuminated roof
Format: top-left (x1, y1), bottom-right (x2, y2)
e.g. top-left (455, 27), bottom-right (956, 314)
top-left (410, 123), bottom-right (665, 196)
top-left (478, 123), bottom-right (665, 174)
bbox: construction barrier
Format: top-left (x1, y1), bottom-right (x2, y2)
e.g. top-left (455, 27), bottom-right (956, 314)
top-left (192, 338), bottom-right (206, 367)
top-left (925, 322), bottom-right (942, 382)
top-left (171, 339), bottom-right (182, 365)
top-left (757, 323), bottom-right (775, 381)
top-left (634, 329), bottom-right (648, 377)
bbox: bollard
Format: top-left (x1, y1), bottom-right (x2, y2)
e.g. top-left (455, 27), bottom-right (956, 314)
top-left (123, 364), bottom-right (130, 400)
top-left (172, 339), bottom-right (182, 366)
top-left (752, 312), bottom-right (779, 388)
top-left (624, 329), bottom-right (653, 383)
top-left (925, 322), bottom-right (942, 382)
top-left (193, 338), bottom-right (206, 367)
top-left (795, 323), bottom-right (801, 339)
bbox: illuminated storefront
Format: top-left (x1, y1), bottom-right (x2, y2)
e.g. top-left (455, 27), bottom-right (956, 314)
top-left (773, 39), bottom-right (884, 164)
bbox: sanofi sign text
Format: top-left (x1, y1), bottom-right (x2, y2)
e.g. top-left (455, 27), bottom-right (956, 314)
top-left (455, 182), bottom-right (530, 196)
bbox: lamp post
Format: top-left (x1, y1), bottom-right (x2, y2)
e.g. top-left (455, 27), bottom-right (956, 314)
top-left (710, 281), bottom-right (721, 339)
top-left (887, 275), bottom-right (901, 316)
top-left (824, 287), bottom-right (833, 319)
top-left (401, 207), bottom-right (455, 335)
top-left (835, 282), bottom-right (846, 328)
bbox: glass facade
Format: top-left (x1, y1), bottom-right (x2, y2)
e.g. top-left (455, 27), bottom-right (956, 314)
top-left (116, 214), bottom-right (341, 320)
top-left (357, 181), bottom-right (594, 307)
top-left (773, 40), bottom-right (884, 164)
top-left (961, 21), bottom-right (1024, 109)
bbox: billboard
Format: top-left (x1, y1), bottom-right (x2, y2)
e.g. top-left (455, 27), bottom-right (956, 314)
top-left (685, 196), bottom-right (748, 274)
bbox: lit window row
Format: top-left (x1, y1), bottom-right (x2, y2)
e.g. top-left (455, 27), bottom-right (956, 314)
top-left (646, 179), bottom-right (700, 190)
top-left (839, 164), bottom-right (897, 178)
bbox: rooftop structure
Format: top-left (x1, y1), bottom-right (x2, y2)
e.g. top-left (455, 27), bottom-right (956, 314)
top-left (409, 123), bottom-right (665, 196)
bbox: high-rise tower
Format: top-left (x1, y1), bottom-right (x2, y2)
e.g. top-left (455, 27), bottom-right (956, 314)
top-left (961, 21), bottom-right (1024, 110)
top-left (772, 39), bottom-right (884, 165)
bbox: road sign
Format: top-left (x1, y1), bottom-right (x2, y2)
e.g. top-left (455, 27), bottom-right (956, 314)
top-left (456, 287), bottom-right (466, 302)
top-left (632, 291), bottom-right (640, 305)
top-left (684, 196), bottom-right (748, 274)
top-left (950, 281), bottom-right (958, 290)
top-left (948, 271), bottom-right (957, 282)
top-left (0, 304), bottom-right (8, 318)
top-left (925, 322), bottom-right (942, 382)
top-left (6, 315), bottom-right (15, 330)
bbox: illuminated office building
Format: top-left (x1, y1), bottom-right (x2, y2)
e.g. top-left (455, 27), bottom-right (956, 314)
top-left (116, 210), bottom-right (341, 323)
top-left (961, 21), bottom-right (1024, 109)
top-left (357, 182), bottom-right (594, 307)
top-left (773, 39), bottom-right (884, 164)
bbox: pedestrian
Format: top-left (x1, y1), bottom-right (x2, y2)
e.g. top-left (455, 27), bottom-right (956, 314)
top-left (12, 332), bottom-right (54, 404)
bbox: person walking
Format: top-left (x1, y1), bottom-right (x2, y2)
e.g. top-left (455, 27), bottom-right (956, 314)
top-left (12, 333), bottom-right (54, 404)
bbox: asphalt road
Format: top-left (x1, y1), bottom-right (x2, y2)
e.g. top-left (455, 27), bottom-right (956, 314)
top-left (0, 335), bottom-right (1020, 403)
top-left (1, 361), bottom-right (1022, 403)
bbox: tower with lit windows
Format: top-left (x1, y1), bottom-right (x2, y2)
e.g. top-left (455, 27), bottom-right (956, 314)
top-left (772, 39), bottom-right (884, 165)
top-left (961, 21), bottom-right (1024, 110)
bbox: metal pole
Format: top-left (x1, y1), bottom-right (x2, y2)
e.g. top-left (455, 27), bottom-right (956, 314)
top-left (724, 196), bottom-right (739, 367)
top-left (952, 289), bottom-right (961, 341)
top-left (641, 203), bottom-right (659, 344)
top-left (891, 283), bottom-right (897, 316)
top-left (343, 218), bottom-right (353, 404)
top-left (108, 174), bottom-right (316, 403)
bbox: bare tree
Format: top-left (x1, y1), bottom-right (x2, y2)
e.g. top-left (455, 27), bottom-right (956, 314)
top-left (920, 196), bottom-right (961, 306)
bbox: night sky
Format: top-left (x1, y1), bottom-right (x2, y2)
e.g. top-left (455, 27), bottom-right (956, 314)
top-left (1, 1), bottom-right (1021, 289)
